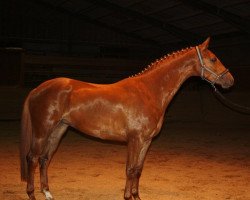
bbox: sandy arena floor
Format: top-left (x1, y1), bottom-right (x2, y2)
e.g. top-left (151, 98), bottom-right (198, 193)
top-left (0, 121), bottom-right (249, 200)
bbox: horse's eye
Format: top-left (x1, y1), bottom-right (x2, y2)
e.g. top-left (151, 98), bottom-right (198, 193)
top-left (211, 57), bottom-right (217, 62)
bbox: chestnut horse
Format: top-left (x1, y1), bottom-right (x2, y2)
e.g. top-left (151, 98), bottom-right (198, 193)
top-left (20, 38), bottom-right (234, 200)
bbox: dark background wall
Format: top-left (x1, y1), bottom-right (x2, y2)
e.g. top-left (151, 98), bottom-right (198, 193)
top-left (0, 0), bottom-right (249, 125)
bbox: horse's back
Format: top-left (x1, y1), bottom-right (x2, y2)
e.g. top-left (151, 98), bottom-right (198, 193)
top-left (32, 77), bottom-right (91, 91)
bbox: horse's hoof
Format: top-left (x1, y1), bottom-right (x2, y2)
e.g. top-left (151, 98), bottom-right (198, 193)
top-left (42, 189), bottom-right (54, 200)
top-left (45, 196), bottom-right (54, 200)
top-left (124, 196), bottom-right (133, 200)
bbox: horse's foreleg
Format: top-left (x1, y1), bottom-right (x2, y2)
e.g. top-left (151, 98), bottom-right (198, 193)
top-left (124, 138), bottom-right (152, 200)
top-left (39, 122), bottom-right (68, 200)
top-left (131, 139), bottom-right (151, 200)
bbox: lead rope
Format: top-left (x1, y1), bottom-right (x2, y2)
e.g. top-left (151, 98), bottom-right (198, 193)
top-left (195, 46), bottom-right (250, 115)
top-left (211, 85), bottom-right (250, 115)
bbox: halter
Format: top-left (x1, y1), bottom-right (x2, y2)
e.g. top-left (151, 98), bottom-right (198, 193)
top-left (195, 46), bottom-right (229, 87)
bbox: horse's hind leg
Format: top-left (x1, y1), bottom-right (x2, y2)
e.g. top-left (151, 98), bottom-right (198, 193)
top-left (27, 153), bottom-right (38, 200)
top-left (27, 138), bottom-right (47, 200)
top-left (39, 122), bottom-right (68, 200)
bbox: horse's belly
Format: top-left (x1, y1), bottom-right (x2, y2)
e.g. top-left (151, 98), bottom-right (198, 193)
top-left (78, 125), bottom-right (127, 141)
top-left (89, 128), bottom-right (127, 141)
top-left (69, 114), bottom-right (128, 141)
top-left (64, 96), bottom-right (155, 141)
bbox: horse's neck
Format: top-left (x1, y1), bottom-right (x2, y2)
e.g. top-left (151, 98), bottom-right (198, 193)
top-left (139, 49), bottom-right (198, 110)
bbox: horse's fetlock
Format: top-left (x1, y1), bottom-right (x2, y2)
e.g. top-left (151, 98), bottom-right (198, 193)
top-left (27, 186), bottom-right (34, 196)
top-left (40, 183), bottom-right (49, 191)
top-left (124, 192), bottom-right (132, 200)
top-left (132, 188), bottom-right (138, 195)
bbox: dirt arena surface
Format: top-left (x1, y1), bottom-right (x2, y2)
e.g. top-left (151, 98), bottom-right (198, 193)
top-left (0, 121), bottom-right (249, 200)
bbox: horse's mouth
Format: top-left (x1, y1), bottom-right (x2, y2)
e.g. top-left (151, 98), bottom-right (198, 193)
top-left (221, 84), bottom-right (232, 89)
top-left (221, 80), bottom-right (234, 89)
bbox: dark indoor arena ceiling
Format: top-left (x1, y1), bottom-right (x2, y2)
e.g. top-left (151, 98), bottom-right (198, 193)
top-left (1, 0), bottom-right (250, 57)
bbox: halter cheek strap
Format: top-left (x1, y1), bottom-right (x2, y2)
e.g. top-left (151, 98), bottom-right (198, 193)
top-left (195, 46), bottom-right (229, 87)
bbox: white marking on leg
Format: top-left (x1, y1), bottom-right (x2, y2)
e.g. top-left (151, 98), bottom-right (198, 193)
top-left (43, 189), bottom-right (53, 200)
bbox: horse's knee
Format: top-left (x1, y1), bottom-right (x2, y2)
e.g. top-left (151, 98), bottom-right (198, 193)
top-left (135, 168), bottom-right (142, 178)
top-left (126, 167), bottom-right (142, 178)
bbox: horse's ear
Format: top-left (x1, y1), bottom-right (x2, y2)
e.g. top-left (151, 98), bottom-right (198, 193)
top-left (201, 37), bottom-right (210, 50)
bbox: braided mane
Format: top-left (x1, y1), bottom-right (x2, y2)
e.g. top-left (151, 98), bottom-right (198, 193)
top-left (130, 46), bottom-right (194, 78)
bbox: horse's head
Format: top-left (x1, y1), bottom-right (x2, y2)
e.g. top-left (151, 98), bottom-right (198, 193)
top-left (195, 37), bottom-right (234, 89)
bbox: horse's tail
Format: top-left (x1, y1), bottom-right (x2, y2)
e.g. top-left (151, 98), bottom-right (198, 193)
top-left (20, 95), bottom-right (32, 182)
